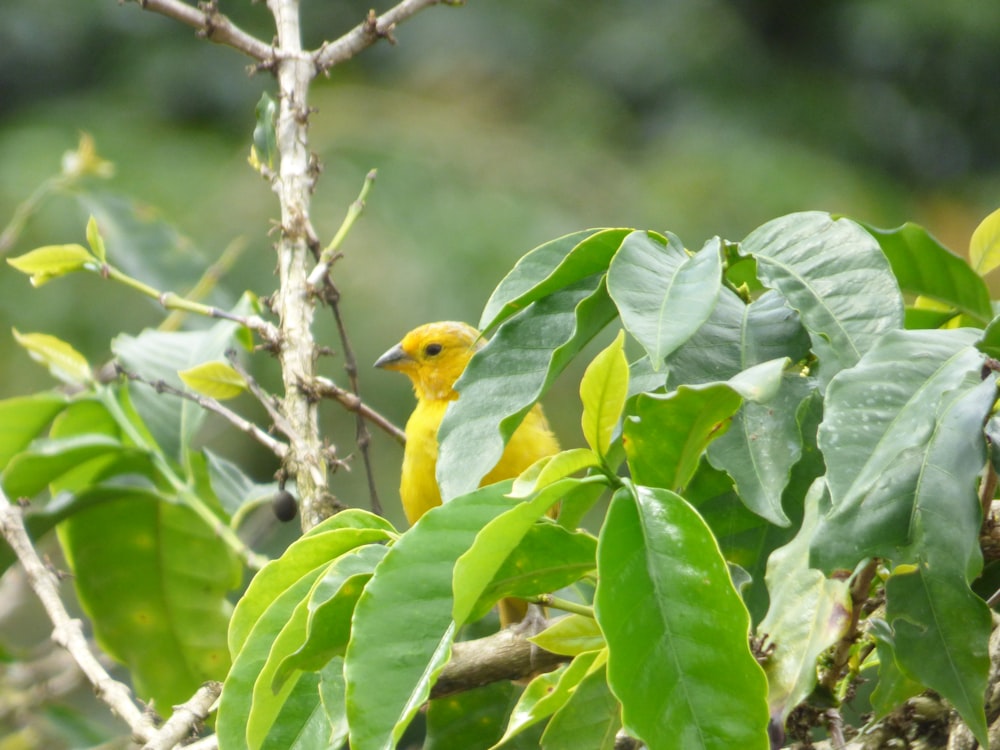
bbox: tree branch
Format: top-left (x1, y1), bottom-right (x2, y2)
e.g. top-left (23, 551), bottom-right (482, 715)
top-left (313, 376), bottom-right (406, 445)
top-left (313, 0), bottom-right (454, 73)
top-left (430, 626), bottom-right (568, 699)
top-left (129, 0), bottom-right (275, 63)
top-left (0, 489), bottom-right (158, 742)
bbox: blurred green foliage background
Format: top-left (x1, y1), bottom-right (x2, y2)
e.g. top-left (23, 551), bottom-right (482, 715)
top-left (1, 0), bottom-right (999, 527)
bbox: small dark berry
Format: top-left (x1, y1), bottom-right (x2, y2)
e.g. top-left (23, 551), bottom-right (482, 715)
top-left (271, 490), bottom-right (298, 522)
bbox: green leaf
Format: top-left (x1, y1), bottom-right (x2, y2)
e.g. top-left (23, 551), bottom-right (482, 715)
top-left (509, 448), bottom-right (601, 498)
top-left (624, 384), bottom-right (742, 493)
top-left (452, 478), bottom-right (586, 624)
top-left (425, 681), bottom-right (522, 750)
top-left (229, 512), bottom-right (395, 655)
top-left (273, 544), bottom-right (388, 687)
top-left (541, 662), bottom-right (620, 750)
top-left (259, 672), bottom-right (333, 750)
top-left (530, 614), bottom-right (605, 657)
top-left (811, 329), bottom-right (987, 570)
top-left (595, 485), bottom-right (769, 749)
top-left (0, 392), bottom-right (67, 469)
top-left (319, 659), bottom-right (349, 750)
top-left (2, 433), bottom-right (128, 499)
top-left (862, 221), bottom-right (992, 324)
top-left (198, 449), bottom-right (280, 522)
top-left (253, 91), bottom-right (279, 171)
top-left (867, 619), bottom-right (923, 719)
top-left (344, 483), bottom-right (516, 750)
top-left (469, 519), bottom-right (598, 622)
top-left (178, 360), bottom-right (247, 400)
top-left (6, 243), bottom-right (94, 286)
top-left (607, 232), bottom-right (722, 368)
top-left (739, 211), bottom-right (903, 382)
top-left (667, 288), bottom-right (811, 388)
top-left (58, 490), bottom-right (241, 710)
top-left (113, 319), bottom-right (245, 458)
top-left (217, 565), bottom-right (325, 750)
top-left (886, 562), bottom-right (991, 746)
top-left (480, 229), bottom-right (629, 330)
top-left (757, 479), bottom-right (850, 727)
top-left (580, 330), bottom-right (628, 457)
top-left (706, 375), bottom-right (814, 526)
top-left (85, 214), bottom-right (107, 263)
top-left (493, 651), bottom-right (603, 748)
top-left (969, 206), bottom-right (1000, 277)
top-left (438, 277), bottom-right (616, 501)
top-left (12, 329), bottom-right (92, 385)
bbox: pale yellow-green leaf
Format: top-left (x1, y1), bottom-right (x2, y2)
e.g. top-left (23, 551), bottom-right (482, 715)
top-left (579, 330), bottom-right (628, 457)
top-left (86, 215), bottom-right (107, 263)
top-left (970, 206), bottom-right (1000, 276)
top-left (178, 361), bottom-right (247, 400)
top-left (6, 244), bottom-right (95, 286)
top-left (510, 449), bottom-right (601, 498)
top-left (12, 329), bottom-right (92, 385)
top-left (529, 614), bottom-right (605, 656)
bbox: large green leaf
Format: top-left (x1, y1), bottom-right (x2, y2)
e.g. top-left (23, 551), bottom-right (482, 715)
top-left (229, 510), bottom-right (395, 655)
top-left (624, 384), bottom-right (742, 493)
top-left (811, 328), bottom-right (986, 570)
top-left (862, 221), bottom-right (992, 325)
top-left (867, 619), bottom-right (923, 719)
top-left (739, 212), bottom-right (903, 382)
top-left (425, 681), bottom-right (522, 750)
top-left (344, 483), bottom-right (517, 750)
top-left (757, 479), bottom-right (850, 728)
top-left (595, 485), bottom-right (769, 750)
top-left (58, 491), bottom-right (241, 710)
top-left (112, 318), bottom-right (244, 458)
top-left (480, 229), bottom-right (629, 330)
top-left (1, 434), bottom-right (141, 499)
top-left (438, 278), bottom-right (616, 501)
top-left (667, 288), bottom-right (811, 388)
top-left (0, 392), bottom-right (67, 468)
top-left (607, 232), bottom-right (722, 368)
top-left (217, 566), bottom-right (326, 750)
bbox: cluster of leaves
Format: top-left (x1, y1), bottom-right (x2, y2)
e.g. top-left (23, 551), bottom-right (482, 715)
top-left (5, 207), bottom-right (1000, 750)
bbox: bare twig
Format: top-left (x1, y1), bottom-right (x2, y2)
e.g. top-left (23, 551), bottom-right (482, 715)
top-left (116, 365), bottom-right (289, 459)
top-left (226, 351), bottom-right (298, 441)
top-left (141, 681), bottom-right (220, 750)
top-left (314, 0), bottom-right (456, 73)
top-left (313, 376), bottom-right (406, 445)
top-left (161, 237), bottom-right (249, 332)
top-left (306, 169), bottom-right (376, 289)
top-left (129, 0), bottom-right (274, 63)
top-left (0, 489), bottom-right (159, 742)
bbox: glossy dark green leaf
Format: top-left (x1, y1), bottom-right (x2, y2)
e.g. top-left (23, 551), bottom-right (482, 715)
top-left (739, 212), bottom-right (903, 382)
top-left (480, 229), bottom-right (629, 331)
top-left (596, 486), bottom-right (769, 749)
top-left (58, 490), bottom-right (241, 710)
top-left (607, 232), bottom-right (722, 368)
top-left (811, 329), bottom-right (986, 570)
top-left (344, 483), bottom-right (516, 750)
top-left (438, 278), bottom-right (616, 501)
top-left (862, 221), bottom-right (992, 324)
top-left (624, 384), bottom-right (742, 493)
top-left (867, 619), bottom-right (923, 719)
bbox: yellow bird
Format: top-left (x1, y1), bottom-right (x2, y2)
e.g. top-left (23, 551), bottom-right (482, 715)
top-left (375, 321), bottom-right (560, 526)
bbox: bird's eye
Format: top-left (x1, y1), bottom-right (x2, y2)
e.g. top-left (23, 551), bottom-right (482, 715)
top-left (424, 343), bottom-right (443, 356)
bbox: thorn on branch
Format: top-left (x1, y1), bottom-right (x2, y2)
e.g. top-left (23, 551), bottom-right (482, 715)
top-left (364, 9), bottom-right (398, 45)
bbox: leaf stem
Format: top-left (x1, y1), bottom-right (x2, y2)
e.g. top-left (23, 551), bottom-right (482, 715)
top-left (530, 593), bottom-right (596, 619)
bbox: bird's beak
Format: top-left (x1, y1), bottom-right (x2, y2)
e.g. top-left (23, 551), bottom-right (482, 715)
top-left (374, 343), bottom-right (412, 371)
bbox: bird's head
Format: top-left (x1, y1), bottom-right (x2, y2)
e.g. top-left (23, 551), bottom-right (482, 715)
top-left (374, 321), bottom-right (484, 401)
